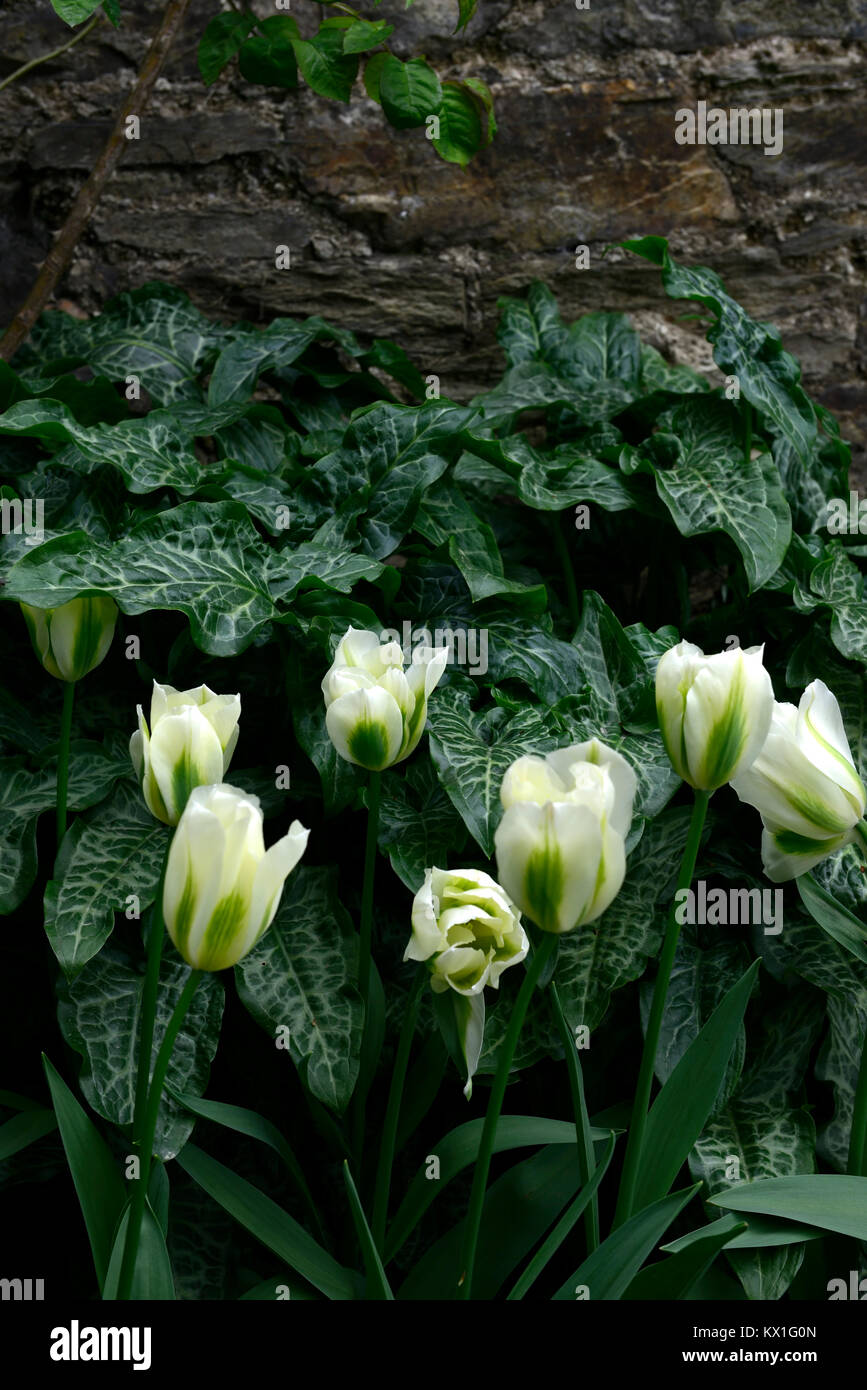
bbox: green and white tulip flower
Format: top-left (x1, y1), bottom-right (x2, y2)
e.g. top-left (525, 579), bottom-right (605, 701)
top-left (130, 680), bottom-right (241, 826)
top-left (656, 640), bottom-right (774, 791)
top-left (163, 783), bottom-right (309, 971)
top-left (405, 867), bottom-right (527, 1098)
top-left (494, 739), bottom-right (636, 934)
top-left (322, 626), bottom-right (448, 771)
top-left (731, 679), bottom-right (867, 881)
top-left (21, 596), bottom-right (117, 683)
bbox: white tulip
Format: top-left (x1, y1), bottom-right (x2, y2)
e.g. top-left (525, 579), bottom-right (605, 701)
top-left (163, 784), bottom-right (309, 971)
top-left (656, 640), bottom-right (774, 791)
top-left (130, 680), bottom-right (241, 825)
top-left (21, 596), bottom-right (117, 683)
top-left (404, 867), bottom-right (528, 996)
top-left (731, 679), bottom-right (867, 881)
top-left (322, 626), bottom-right (448, 770)
top-left (495, 740), bottom-right (635, 933)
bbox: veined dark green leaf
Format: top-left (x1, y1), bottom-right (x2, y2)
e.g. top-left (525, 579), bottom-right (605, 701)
top-left (177, 1144), bottom-right (357, 1299)
top-left (198, 11), bottom-right (257, 85)
top-left (239, 16), bottom-right (299, 87)
top-left (432, 83), bottom-right (482, 167)
top-left (377, 754), bottom-right (467, 892)
top-left (622, 237), bottom-right (817, 463)
top-left (235, 865), bottom-right (363, 1113)
top-left (798, 872), bottom-right (867, 968)
top-left (342, 19), bottom-right (393, 53)
top-left (57, 951), bottom-right (224, 1161)
top-left (44, 781), bottom-right (170, 976)
top-left (293, 30), bottom-right (359, 103)
top-left (43, 1055), bottom-right (127, 1293)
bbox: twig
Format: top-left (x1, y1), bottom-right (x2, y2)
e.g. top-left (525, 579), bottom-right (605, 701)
top-left (0, 0), bottom-right (194, 363)
top-left (0, 12), bottom-right (102, 95)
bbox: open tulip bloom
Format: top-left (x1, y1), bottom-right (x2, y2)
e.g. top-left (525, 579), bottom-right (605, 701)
top-left (130, 680), bottom-right (241, 825)
top-left (322, 626), bottom-right (449, 771)
top-left (655, 640), bottom-right (774, 791)
top-left (731, 679), bottom-right (867, 881)
top-left (163, 783), bottom-right (309, 971)
top-left (494, 739), bottom-right (636, 934)
top-left (405, 867), bottom-right (528, 1097)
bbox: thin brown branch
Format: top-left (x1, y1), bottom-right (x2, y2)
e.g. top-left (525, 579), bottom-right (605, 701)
top-left (0, 11), bottom-right (102, 96)
top-left (0, 0), bottom-right (194, 363)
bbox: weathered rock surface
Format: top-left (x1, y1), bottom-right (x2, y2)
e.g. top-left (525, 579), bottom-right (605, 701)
top-left (1, 0), bottom-right (864, 472)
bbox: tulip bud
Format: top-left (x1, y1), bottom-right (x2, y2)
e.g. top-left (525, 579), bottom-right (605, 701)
top-left (405, 866), bottom-right (527, 1098)
top-left (322, 626), bottom-right (448, 771)
top-left (130, 680), bottom-right (241, 826)
top-left (731, 679), bottom-right (867, 881)
top-left (494, 740), bottom-right (636, 934)
top-left (163, 783), bottom-right (309, 971)
top-left (655, 640), bottom-right (774, 791)
top-left (21, 596), bottom-right (117, 683)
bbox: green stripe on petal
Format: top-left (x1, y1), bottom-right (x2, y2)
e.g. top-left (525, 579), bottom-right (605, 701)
top-left (197, 890), bottom-right (248, 970)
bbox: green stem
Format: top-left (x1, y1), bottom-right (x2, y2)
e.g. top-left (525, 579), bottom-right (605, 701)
top-left (0, 12), bottom-right (101, 95)
top-left (614, 788), bottom-right (710, 1228)
top-left (458, 932), bottom-right (558, 1299)
top-left (371, 966), bottom-right (425, 1252)
top-left (131, 845), bottom-right (170, 1147)
top-left (847, 1023), bottom-right (867, 1176)
top-left (351, 771), bottom-right (382, 1171)
top-left (116, 970), bottom-right (201, 1300)
top-left (56, 679), bottom-right (76, 850)
top-left (550, 513), bottom-right (580, 631)
top-left (549, 980), bottom-right (598, 1253)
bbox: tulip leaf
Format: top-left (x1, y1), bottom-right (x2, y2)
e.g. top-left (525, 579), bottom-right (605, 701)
top-left (386, 1115), bottom-right (609, 1261)
top-left (342, 1162), bottom-right (393, 1299)
top-left (632, 960), bottom-right (760, 1212)
top-left (661, 1212), bottom-right (822, 1253)
top-left (102, 1199), bottom-right (176, 1300)
top-left (176, 1143), bottom-right (357, 1299)
top-left (43, 1054), bottom-right (128, 1293)
top-left (167, 1090), bottom-right (322, 1238)
top-left (709, 1175), bottom-right (867, 1241)
top-left (377, 753), bottom-right (467, 892)
top-left (623, 236), bottom-right (818, 463)
top-left (0, 742), bottom-right (132, 916)
top-left (0, 1108), bottom-right (58, 1162)
top-left (507, 1132), bottom-right (617, 1299)
top-left (798, 872), bottom-right (867, 968)
top-left (235, 864), bottom-right (363, 1113)
top-left (398, 1144), bottom-right (592, 1300)
top-left (552, 1184), bottom-right (700, 1300)
top-left (44, 780), bottom-right (170, 976)
top-left (621, 1218), bottom-right (747, 1300)
top-left (427, 685), bottom-right (563, 855)
top-left (56, 950), bottom-right (224, 1162)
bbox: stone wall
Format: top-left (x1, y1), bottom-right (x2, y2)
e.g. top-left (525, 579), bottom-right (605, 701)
top-left (1, 0), bottom-right (865, 465)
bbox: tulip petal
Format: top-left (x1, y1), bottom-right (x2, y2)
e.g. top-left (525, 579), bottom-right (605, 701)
top-left (325, 686), bottom-right (404, 770)
top-left (148, 706), bottom-right (226, 823)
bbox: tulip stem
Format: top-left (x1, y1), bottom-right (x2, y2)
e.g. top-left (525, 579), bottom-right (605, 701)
top-left (458, 931), bottom-right (558, 1300)
top-left (116, 969), bottom-right (201, 1300)
top-left (613, 788), bottom-right (710, 1229)
top-left (131, 845), bottom-right (169, 1149)
top-left (56, 680), bottom-right (76, 850)
top-left (371, 965), bottom-right (426, 1253)
top-left (847, 1022), bottom-right (867, 1176)
top-left (351, 770), bottom-right (382, 1173)
top-left (548, 980), bottom-right (599, 1253)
